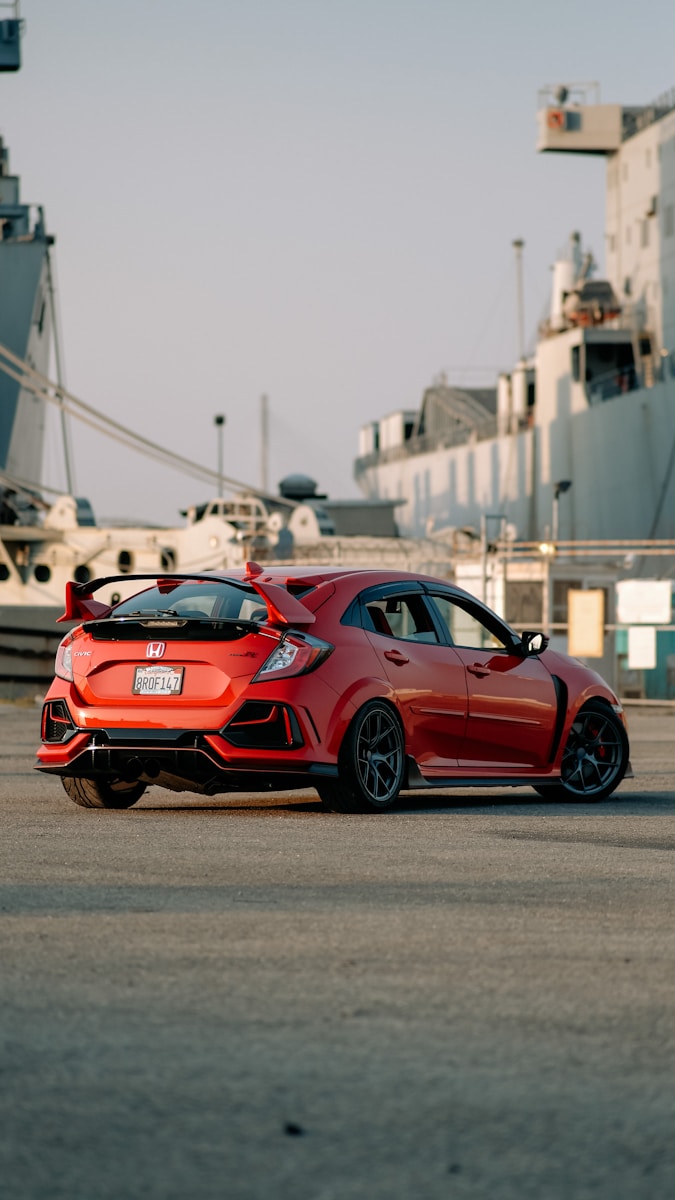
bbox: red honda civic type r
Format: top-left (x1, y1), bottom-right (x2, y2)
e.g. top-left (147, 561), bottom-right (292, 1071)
top-left (35, 563), bottom-right (631, 812)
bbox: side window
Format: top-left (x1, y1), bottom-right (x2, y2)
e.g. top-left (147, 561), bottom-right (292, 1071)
top-left (365, 593), bottom-right (439, 643)
top-left (429, 594), bottom-right (511, 651)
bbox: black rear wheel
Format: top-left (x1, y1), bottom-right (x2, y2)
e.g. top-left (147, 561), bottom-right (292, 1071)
top-left (61, 777), bottom-right (147, 809)
top-left (318, 700), bottom-right (405, 814)
top-left (533, 700), bottom-right (628, 802)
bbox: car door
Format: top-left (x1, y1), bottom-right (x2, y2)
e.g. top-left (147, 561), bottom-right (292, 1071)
top-left (426, 591), bottom-right (558, 769)
top-left (358, 585), bottom-right (468, 772)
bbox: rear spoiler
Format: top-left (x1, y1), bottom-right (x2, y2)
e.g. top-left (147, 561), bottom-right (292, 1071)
top-left (58, 563), bottom-right (315, 628)
top-left (58, 574), bottom-right (210, 623)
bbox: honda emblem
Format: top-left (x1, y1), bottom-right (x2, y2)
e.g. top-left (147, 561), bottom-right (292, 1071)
top-left (146, 642), bottom-right (166, 659)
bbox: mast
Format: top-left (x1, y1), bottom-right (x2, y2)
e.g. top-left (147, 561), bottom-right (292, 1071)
top-left (45, 247), bottom-right (75, 494)
top-left (0, 5), bottom-right (68, 498)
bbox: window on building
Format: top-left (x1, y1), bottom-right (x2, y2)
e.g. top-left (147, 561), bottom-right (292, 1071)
top-left (553, 580), bottom-right (583, 625)
top-left (665, 204), bottom-right (674, 237)
top-left (503, 582), bottom-right (544, 630)
top-left (571, 345), bottom-right (581, 382)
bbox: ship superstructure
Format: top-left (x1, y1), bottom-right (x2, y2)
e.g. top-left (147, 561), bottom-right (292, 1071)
top-left (0, 135), bottom-right (53, 493)
top-left (354, 84), bottom-right (675, 546)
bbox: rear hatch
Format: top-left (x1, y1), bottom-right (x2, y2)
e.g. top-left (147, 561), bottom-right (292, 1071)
top-left (74, 618), bottom-right (276, 712)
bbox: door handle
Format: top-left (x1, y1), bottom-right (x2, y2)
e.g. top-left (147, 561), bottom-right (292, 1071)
top-left (384, 649), bottom-right (409, 665)
top-left (467, 663), bottom-right (490, 677)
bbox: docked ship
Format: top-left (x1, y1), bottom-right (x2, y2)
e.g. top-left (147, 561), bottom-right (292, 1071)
top-left (354, 83), bottom-right (675, 548)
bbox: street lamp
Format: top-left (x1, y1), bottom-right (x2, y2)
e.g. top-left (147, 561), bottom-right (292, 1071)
top-left (552, 479), bottom-right (572, 542)
top-left (214, 414), bottom-right (225, 498)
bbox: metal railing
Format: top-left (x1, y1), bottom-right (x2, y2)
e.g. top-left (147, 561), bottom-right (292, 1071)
top-left (354, 417), bottom-right (498, 473)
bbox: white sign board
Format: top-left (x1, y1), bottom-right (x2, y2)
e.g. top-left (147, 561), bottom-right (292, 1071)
top-left (568, 589), bottom-right (605, 658)
top-left (616, 580), bottom-right (672, 625)
top-left (627, 625), bottom-right (657, 670)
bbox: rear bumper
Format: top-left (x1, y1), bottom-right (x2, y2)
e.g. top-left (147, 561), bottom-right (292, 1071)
top-left (35, 727), bottom-right (338, 794)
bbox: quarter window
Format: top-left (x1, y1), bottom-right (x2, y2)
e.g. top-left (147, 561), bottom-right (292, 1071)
top-left (364, 594), bottom-right (439, 643)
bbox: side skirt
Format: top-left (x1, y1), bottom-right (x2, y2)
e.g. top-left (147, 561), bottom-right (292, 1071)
top-left (404, 758), bottom-right (560, 791)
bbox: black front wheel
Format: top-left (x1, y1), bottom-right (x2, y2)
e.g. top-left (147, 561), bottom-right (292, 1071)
top-left (318, 700), bottom-right (405, 814)
top-left (533, 701), bottom-right (629, 802)
top-left (61, 777), bottom-right (147, 809)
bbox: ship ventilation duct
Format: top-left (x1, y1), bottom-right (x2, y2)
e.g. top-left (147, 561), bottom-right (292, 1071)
top-left (551, 259), bottom-right (575, 331)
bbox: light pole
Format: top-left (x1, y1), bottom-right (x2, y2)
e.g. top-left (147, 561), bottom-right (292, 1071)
top-left (552, 479), bottom-right (572, 542)
top-left (260, 394), bottom-right (269, 493)
top-left (214, 414), bottom-right (225, 498)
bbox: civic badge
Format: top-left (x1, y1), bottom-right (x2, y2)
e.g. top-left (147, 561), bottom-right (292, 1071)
top-left (146, 642), bottom-right (166, 659)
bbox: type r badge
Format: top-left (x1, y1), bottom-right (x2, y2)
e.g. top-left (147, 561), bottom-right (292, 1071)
top-left (146, 642), bottom-right (166, 659)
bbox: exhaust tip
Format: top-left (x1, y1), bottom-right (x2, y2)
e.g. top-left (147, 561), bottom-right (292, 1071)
top-left (142, 757), bottom-right (161, 779)
top-left (122, 756), bottom-right (143, 781)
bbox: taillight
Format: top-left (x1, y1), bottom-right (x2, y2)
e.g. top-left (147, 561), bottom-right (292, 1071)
top-left (55, 631), bottom-right (75, 681)
top-left (252, 633), bottom-right (333, 682)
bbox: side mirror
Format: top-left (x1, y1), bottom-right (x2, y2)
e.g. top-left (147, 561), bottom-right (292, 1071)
top-left (520, 630), bottom-right (549, 656)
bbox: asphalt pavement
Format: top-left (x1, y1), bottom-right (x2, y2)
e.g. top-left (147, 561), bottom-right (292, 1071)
top-left (1, 701), bottom-right (674, 1200)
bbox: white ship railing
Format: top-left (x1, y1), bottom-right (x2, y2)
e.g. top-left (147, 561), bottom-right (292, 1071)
top-left (354, 417), bottom-right (498, 473)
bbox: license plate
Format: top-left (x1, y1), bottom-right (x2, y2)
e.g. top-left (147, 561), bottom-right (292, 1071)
top-left (132, 664), bottom-right (184, 695)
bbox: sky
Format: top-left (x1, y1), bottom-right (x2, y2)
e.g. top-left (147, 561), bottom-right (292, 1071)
top-left (3, 0), bottom-right (675, 525)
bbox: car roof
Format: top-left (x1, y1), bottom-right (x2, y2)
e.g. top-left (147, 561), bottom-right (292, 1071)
top-left (216, 564), bottom-right (457, 589)
top-left (148, 566), bottom-right (478, 612)
top-left (208, 564), bottom-right (480, 609)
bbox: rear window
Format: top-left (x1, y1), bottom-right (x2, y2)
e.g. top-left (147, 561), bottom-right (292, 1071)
top-left (113, 580), bottom-right (265, 622)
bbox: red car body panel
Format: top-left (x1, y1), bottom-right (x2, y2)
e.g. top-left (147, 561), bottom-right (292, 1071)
top-left (365, 629), bottom-right (467, 768)
top-left (452, 646), bottom-right (558, 770)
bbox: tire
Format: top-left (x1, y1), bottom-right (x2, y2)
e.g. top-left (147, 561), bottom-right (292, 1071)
top-left (61, 776), bottom-right (147, 809)
top-left (318, 700), bottom-right (405, 814)
top-left (532, 700), bottom-right (629, 802)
